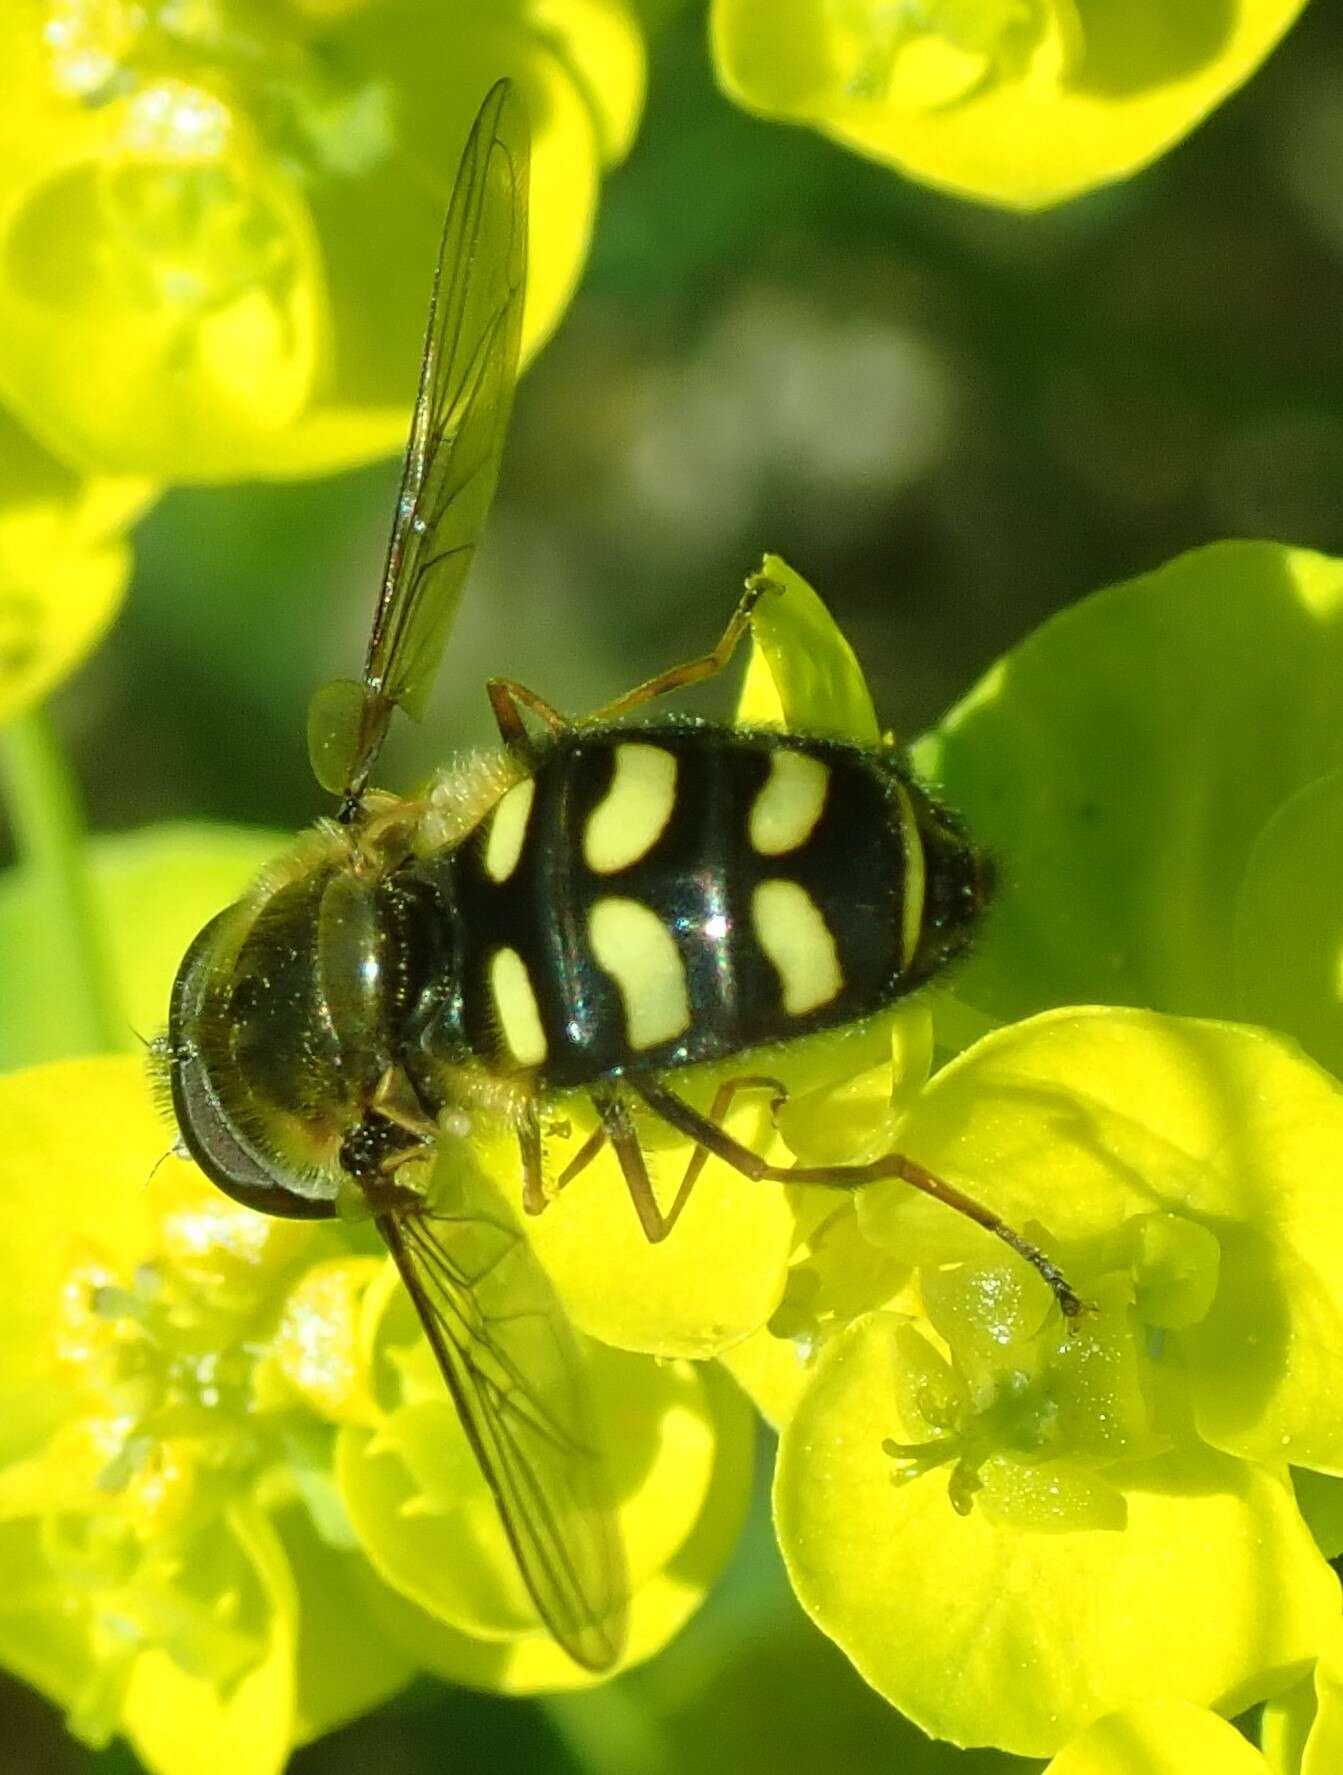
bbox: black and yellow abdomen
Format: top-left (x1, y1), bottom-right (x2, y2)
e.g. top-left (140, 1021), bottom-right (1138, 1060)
top-left (434, 724), bottom-right (989, 1089)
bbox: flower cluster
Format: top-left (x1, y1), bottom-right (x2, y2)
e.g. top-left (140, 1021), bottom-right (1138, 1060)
top-left (0, 1052), bottom-right (753, 1772)
top-left (729, 545), bottom-right (1343, 1768)
top-left (6, 547), bottom-right (1343, 1773)
top-left (0, 1), bottom-right (643, 735)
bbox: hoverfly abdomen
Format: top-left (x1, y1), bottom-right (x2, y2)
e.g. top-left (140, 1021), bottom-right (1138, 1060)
top-left (445, 723), bottom-right (990, 1090)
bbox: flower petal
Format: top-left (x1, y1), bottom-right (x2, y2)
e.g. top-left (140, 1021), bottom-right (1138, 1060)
top-left (1044, 1700), bottom-right (1271, 1774)
top-left (0, 404), bottom-right (150, 726)
top-left (338, 1357), bottom-right (753, 1688)
top-left (0, 7), bottom-right (645, 480)
top-left (527, 1087), bottom-right (797, 1359)
top-left (121, 1502), bottom-right (296, 1775)
top-left (277, 1505), bottom-right (416, 1746)
top-left (869, 1007), bottom-right (1343, 1471)
top-left (775, 1309), bottom-right (1335, 1758)
top-left (736, 553), bottom-right (880, 741)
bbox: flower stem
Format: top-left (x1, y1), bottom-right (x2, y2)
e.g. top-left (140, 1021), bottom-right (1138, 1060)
top-left (539, 1685), bottom-right (674, 1775)
top-left (0, 710), bottom-right (121, 1053)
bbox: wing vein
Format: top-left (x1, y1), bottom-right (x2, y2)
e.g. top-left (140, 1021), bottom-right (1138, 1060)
top-left (376, 1192), bottom-right (626, 1671)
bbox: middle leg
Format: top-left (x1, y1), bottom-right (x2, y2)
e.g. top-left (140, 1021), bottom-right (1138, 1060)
top-left (547, 1076), bottom-right (788, 1238)
top-left (630, 1075), bottom-right (1084, 1318)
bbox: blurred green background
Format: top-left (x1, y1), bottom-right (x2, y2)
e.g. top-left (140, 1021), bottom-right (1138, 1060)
top-left (37, 4), bottom-right (1343, 841)
top-left (5, 0), bottom-right (1343, 1767)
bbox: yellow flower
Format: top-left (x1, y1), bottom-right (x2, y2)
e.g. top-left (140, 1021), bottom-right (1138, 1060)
top-left (711, 0), bottom-right (1309, 208)
top-left (0, 400), bottom-right (152, 727)
top-left (0, 1055), bottom-right (753, 1773)
top-left (0, 1), bottom-right (645, 479)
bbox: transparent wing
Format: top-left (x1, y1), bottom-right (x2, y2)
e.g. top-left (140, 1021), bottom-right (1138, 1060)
top-left (373, 1180), bottom-right (627, 1671)
top-left (309, 79), bottom-right (528, 800)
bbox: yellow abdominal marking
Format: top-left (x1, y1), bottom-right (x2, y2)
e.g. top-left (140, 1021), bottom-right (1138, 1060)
top-left (749, 750), bottom-right (829, 856)
top-left (484, 777), bottom-right (535, 883)
top-left (582, 744), bottom-right (678, 874)
top-left (891, 779), bottom-right (925, 970)
top-left (588, 897), bottom-right (691, 1049)
top-left (752, 879), bottom-right (843, 1015)
top-left (490, 946), bottom-right (548, 1066)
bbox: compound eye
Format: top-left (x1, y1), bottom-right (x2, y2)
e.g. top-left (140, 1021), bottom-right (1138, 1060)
top-left (165, 908), bottom-right (338, 1221)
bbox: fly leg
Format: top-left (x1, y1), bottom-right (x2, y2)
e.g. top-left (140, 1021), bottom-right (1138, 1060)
top-left (587, 1076), bottom-right (786, 1243)
top-left (535, 1074), bottom-right (783, 1210)
top-left (487, 676), bottom-right (569, 762)
top-left (509, 1109), bottom-right (610, 1218)
top-left (589, 1085), bottom-right (676, 1244)
top-left (629, 1075), bottom-right (1084, 1319)
top-left (519, 1101), bottom-right (547, 1215)
top-left (488, 571), bottom-right (778, 751)
top-left (554, 1122), bottom-right (608, 1192)
top-left (655, 1074), bottom-right (788, 1233)
top-left (583, 574), bottom-right (778, 725)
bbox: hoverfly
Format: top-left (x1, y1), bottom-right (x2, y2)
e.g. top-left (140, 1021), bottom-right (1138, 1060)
top-left (154, 80), bottom-right (1080, 1674)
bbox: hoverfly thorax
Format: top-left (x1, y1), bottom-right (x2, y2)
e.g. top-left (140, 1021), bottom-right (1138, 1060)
top-left (159, 836), bottom-right (457, 1220)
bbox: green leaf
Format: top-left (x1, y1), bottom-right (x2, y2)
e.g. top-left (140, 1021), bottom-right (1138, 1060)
top-left (0, 822), bottom-right (282, 1067)
top-left (1233, 767), bottom-right (1343, 1080)
top-left (622, 1601), bottom-right (1043, 1775)
top-left (914, 542), bottom-right (1343, 1028)
top-left (737, 553), bottom-right (880, 741)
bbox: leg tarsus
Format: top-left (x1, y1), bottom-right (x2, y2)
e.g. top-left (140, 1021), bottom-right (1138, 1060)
top-left (584, 575), bottom-right (779, 726)
top-left (883, 1153), bottom-right (1086, 1321)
